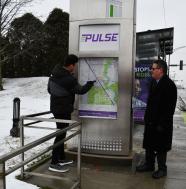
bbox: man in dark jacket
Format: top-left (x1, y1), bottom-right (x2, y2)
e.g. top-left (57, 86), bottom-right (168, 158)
top-left (48, 54), bottom-right (95, 172)
top-left (136, 59), bottom-right (177, 179)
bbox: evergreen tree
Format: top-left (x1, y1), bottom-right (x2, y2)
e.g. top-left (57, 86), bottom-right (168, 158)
top-left (0, 0), bottom-right (34, 90)
top-left (6, 13), bottom-right (44, 77)
top-left (3, 8), bottom-right (69, 78)
top-left (43, 8), bottom-right (69, 75)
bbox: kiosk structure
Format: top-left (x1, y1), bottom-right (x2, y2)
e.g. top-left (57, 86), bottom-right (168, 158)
top-left (69, 0), bottom-right (136, 156)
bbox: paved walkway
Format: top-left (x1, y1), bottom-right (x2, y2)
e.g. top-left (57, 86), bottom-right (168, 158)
top-left (22, 111), bottom-right (186, 189)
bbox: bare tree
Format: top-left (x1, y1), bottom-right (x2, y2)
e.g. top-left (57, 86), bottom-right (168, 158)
top-left (0, 0), bottom-right (34, 90)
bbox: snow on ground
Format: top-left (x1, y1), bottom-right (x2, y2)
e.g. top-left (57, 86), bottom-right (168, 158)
top-left (0, 77), bottom-right (55, 189)
top-left (1, 77), bottom-right (186, 188)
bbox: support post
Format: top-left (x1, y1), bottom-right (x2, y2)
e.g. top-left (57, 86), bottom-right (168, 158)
top-left (0, 162), bottom-right (6, 189)
top-left (20, 118), bottom-right (25, 179)
top-left (10, 98), bottom-right (20, 137)
top-left (77, 124), bottom-right (82, 189)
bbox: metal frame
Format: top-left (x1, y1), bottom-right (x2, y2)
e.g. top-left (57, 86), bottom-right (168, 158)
top-left (0, 111), bottom-right (82, 189)
top-left (69, 0), bottom-right (136, 156)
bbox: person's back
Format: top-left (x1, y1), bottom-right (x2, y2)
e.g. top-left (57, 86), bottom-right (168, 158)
top-left (49, 63), bottom-right (77, 114)
top-left (48, 54), bottom-right (95, 173)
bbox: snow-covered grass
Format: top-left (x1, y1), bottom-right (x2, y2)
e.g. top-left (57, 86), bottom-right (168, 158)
top-left (0, 77), bottom-right (54, 189)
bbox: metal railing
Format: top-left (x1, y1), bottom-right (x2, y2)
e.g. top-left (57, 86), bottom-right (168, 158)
top-left (0, 111), bottom-right (82, 189)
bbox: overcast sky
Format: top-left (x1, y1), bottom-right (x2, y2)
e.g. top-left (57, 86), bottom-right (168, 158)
top-left (28, 0), bottom-right (186, 86)
top-left (137, 0), bottom-right (186, 86)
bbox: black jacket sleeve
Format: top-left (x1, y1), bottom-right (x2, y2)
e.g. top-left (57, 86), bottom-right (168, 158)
top-left (73, 82), bottom-right (93, 94)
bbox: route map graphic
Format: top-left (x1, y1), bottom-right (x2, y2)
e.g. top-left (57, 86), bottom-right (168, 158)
top-left (79, 58), bottom-right (118, 119)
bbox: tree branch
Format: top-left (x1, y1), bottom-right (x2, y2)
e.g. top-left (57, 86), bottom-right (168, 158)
top-left (1, 0), bottom-right (34, 35)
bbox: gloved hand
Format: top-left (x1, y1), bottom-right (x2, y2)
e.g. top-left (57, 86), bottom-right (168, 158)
top-left (86, 80), bottom-right (96, 86)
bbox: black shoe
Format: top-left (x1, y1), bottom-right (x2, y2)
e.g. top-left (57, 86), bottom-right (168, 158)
top-left (58, 159), bottom-right (73, 166)
top-left (152, 169), bottom-right (167, 179)
top-left (136, 163), bottom-right (155, 172)
top-left (48, 163), bottom-right (69, 173)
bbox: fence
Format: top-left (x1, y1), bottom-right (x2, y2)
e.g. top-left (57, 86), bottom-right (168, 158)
top-left (0, 111), bottom-right (82, 189)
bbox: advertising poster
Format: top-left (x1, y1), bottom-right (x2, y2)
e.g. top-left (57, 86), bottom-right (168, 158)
top-left (133, 60), bottom-right (152, 122)
top-left (79, 58), bottom-right (118, 119)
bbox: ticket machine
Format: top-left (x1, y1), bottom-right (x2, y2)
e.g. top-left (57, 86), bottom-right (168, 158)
top-left (69, 0), bottom-right (136, 156)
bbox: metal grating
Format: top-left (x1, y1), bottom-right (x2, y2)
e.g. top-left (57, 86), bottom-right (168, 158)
top-left (82, 137), bottom-right (123, 152)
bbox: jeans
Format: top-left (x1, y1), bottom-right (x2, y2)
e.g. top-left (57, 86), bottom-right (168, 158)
top-left (51, 113), bottom-right (71, 164)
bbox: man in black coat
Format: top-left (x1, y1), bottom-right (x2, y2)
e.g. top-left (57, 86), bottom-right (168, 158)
top-left (48, 54), bottom-right (95, 172)
top-left (136, 59), bottom-right (177, 179)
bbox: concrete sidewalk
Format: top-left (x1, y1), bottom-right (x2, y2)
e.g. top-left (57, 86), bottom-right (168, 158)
top-left (22, 110), bottom-right (186, 189)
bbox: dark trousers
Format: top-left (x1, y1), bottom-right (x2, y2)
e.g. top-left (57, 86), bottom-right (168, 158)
top-left (51, 113), bottom-right (71, 164)
top-left (145, 149), bottom-right (167, 170)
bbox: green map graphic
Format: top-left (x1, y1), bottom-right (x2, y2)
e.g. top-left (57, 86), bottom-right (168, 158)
top-left (80, 58), bottom-right (118, 106)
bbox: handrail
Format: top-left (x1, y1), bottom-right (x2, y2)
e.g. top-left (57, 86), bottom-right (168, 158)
top-left (22, 111), bottom-right (51, 117)
top-left (0, 122), bottom-right (79, 162)
top-left (0, 111), bottom-right (82, 189)
top-left (23, 116), bottom-right (77, 124)
top-left (6, 130), bottom-right (80, 176)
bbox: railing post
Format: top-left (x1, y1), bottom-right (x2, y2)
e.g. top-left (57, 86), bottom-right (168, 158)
top-left (0, 162), bottom-right (6, 189)
top-left (77, 124), bottom-right (82, 189)
top-left (19, 117), bottom-right (25, 179)
top-left (10, 98), bottom-right (20, 137)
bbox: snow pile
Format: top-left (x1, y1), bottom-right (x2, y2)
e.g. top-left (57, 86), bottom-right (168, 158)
top-left (0, 77), bottom-right (54, 189)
